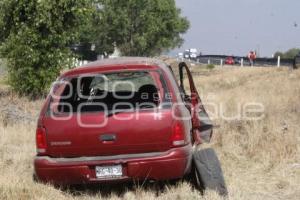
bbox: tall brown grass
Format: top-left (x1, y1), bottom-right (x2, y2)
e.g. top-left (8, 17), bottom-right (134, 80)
top-left (0, 65), bottom-right (299, 200)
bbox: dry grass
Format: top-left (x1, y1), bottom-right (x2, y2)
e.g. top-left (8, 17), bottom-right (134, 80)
top-left (0, 63), bottom-right (300, 199)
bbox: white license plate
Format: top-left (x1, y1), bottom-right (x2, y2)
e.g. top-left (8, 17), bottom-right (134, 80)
top-left (95, 165), bottom-right (123, 178)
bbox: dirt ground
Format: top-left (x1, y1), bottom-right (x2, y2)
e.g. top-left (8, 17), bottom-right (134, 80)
top-left (0, 62), bottom-right (299, 200)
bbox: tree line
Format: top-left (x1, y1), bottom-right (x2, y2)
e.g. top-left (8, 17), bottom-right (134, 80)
top-left (274, 48), bottom-right (300, 59)
top-left (0, 0), bottom-right (189, 97)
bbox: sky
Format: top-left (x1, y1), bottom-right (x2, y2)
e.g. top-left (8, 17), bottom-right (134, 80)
top-left (172, 0), bottom-right (300, 57)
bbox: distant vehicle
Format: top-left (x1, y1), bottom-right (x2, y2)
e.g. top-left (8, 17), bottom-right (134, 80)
top-left (33, 58), bottom-right (227, 195)
top-left (183, 49), bottom-right (198, 59)
top-left (178, 52), bottom-right (184, 59)
top-left (234, 57), bottom-right (241, 65)
top-left (224, 57), bottom-right (241, 65)
top-left (225, 57), bottom-right (235, 65)
top-left (184, 50), bottom-right (190, 59)
top-left (189, 48), bottom-right (198, 59)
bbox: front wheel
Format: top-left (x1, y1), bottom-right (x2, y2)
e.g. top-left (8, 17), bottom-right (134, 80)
top-left (192, 148), bottom-right (228, 196)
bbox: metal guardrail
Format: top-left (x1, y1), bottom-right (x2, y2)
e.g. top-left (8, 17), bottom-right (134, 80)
top-left (189, 55), bottom-right (295, 67)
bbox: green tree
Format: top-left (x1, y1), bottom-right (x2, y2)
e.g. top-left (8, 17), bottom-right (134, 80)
top-left (274, 48), bottom-right (300, 59)
top-left (274, 51), bottom-right (284, 58)
top-left (0, 0), bottom-right (189, 97)
top-left (94, 0), bottom-right (189, 56)
top-left (74, 1), bottom-right (115, 58)
top-left (0, 0), bottom-right (94, 97)
top-left (284, 48), bottom-right (300, 59)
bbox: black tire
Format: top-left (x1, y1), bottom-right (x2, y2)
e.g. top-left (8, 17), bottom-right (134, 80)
top-left (192, 148), bottom-right (228, 196)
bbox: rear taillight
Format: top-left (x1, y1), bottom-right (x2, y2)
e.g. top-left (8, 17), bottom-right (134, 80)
top-left (171, 121), bottom-right (186, 147)
top-left (36, 127), bottom-right (47, 155)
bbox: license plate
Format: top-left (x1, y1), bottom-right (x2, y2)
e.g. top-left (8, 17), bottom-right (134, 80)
top-left (95, 165), bottom-right (122, 178)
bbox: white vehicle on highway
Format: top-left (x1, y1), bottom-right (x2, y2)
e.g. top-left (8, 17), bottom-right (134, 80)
top-left (189, 48), bottom-right (198, 59)
top-left (183, 49), bottom-right (198, 59)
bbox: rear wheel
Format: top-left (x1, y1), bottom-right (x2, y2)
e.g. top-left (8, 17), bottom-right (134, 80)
top-left (192, 148), bottom-right (228, 196)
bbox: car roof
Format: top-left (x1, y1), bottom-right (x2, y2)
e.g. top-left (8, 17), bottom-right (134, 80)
top-left (81, 57), bottom-right (167, 68)
top-left (61, 57), bottom-right (171, 77)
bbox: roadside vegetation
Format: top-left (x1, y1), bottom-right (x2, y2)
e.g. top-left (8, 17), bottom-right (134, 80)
top-left (206, 64), bottom-right (215, 70)
top-left (274, 48), bottom-right (300, 59)
top-left (1, 63), bottom-right (299, 200)
top-left (0, 0), bottom-right (189, 97)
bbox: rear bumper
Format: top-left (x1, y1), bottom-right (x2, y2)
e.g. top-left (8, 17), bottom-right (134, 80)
top-left (34, 145), bottom-right (193, 185)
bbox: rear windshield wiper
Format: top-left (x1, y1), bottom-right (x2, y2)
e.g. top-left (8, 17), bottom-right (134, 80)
top-left (105, 110), bottom-right (133, 117)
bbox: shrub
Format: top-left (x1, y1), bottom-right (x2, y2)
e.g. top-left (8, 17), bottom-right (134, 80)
top-left (274, 48), bottom-right (300, 59)
top-left (206, 64), bottom-right (215, 70)
top-left (1, 30), bottom-right (73, 97)
top-left (0, 0), bottom-right (92, 97)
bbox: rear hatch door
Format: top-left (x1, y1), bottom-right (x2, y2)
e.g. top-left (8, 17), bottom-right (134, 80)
top-left (44, 70), bottom-right (174, 157)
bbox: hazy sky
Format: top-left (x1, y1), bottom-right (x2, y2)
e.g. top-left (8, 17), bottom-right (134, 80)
top-left (173, 0), bottom-right (300, 57)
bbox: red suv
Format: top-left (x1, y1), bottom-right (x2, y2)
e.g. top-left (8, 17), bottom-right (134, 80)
top-left (225, 57), bottom-right (235, 65)
top-left (34, 58), bottom-right (227, 195)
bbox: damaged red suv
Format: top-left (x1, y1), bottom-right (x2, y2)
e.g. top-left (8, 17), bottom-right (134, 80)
top-left (34, 58), bottom-right (227, 195)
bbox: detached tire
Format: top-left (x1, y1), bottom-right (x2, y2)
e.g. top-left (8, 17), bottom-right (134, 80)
top-left (192, 148), bottom-right (228, 196)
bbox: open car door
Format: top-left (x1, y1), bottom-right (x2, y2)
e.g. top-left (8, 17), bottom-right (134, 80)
top-left (178, 62), bottom-right (213, 145)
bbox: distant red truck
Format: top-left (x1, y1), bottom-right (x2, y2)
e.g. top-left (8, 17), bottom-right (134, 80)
top-left (34, 58), bottom-right (227, 195)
